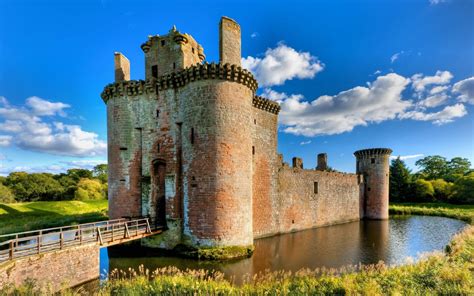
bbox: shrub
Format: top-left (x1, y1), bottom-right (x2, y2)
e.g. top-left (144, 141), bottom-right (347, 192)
top-left (0, 183), bottom-right (15, 203)
top-left (74, 178), bottom-right (105, 200)
top-left (413, 179), bottom-right (435, 202)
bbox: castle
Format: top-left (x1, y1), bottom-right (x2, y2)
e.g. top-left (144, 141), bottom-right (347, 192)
top-left (101, 17), bottom-right (392, 252)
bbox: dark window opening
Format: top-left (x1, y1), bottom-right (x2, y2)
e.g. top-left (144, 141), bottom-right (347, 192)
top-left (161, 40), bottom-right (165, 46)
top-left (120, 179), bottom-right (126, 182)
top-left (314, 182), bottom-right (319, 194)
top-left (173, 62), bottom-right (176, 69)
top-left (254, 119), bottom-right (257, 124)
top-left (192, 47), bottom-right (195, 53)
top-left (156, 109), bottom-right (160, 118)
top-left (371, 158), bottom-right (375, 164)
top-left (120, 147), bottom-right (127, 151)
top-left (192, 176), bottom-right (196, 181)
top-left (190, 127), bottom-right (195, 144)
top-left (151, 65), bottom-right (158, 78)
top-left (191, 184), bottom-right (198, 188)
top-left (157, 143), bottom-right (160, 153)
top-left (368, 187), bottom-right (371, 192)
top-left (292, 220), bottom-right (295, 224)
top-left (252, 146), bottom-right (255, 155)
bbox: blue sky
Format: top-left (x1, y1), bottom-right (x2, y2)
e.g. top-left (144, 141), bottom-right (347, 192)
top-left (0, 0), bottom-right (473, 174)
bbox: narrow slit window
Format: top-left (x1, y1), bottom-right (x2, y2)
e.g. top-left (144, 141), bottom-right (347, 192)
top-left (254, 119), bottom-right (256, 124)
top-left (368, 187), bottom-right (371, 192)
top-left (157, 143), bottom-right (160, 153)
top-left (120, 147), bottom-right (127, 151)
top-left (190, 127), bottom-right (195, 144)
top-left (314, 182), bottom-right (319, 194)
top-left (156, 109), bottom-right (160, 118)
top-left (173, 62), bottom-right (176, 69)
top-left (192, 47), bottom-right (195, 53)
top-left (161, 40), bottom-right (165, 46)
top-left (252, 146), bottom-right (255, 155)
top-left (371, 158), bottom-right (375, 164)
top-left (151, 65), bottom-right (158, 78)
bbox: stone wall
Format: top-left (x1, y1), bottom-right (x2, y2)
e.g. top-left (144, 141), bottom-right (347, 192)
top-left (276, 168), bottom-right (362, 234)
top-left (0, 244), bottom-right (99, 292)
top-left (252, 107), bottom-right (280, 238)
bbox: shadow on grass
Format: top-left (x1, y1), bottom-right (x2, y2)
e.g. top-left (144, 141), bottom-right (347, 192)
top-left (0, 203), bottom-right (108, 235)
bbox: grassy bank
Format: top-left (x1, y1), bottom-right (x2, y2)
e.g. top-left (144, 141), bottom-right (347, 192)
top-left (390, 202), bottom-right (474, 224)
top-left (0, 200), bottom-right (108, 235)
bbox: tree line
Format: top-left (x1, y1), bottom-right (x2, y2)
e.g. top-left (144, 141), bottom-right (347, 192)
top-left (390, 155), bottom-right (473, 204)
top-left (0, 164), bottom-right (108, 203)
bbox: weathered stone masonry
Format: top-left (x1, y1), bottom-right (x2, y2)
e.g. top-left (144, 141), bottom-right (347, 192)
top-left (101, 16), bottom-right (392, 251)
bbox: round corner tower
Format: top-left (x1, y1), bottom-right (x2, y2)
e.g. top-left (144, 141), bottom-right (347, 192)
top-left (354, 148), bottom-right (392, 220)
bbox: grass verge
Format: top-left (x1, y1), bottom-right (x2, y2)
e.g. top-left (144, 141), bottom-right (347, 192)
top-left (0, 200), bottom-right (108, 235)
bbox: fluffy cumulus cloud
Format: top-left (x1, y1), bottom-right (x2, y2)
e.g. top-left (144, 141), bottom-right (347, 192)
top-left (411, 70), bottom-right (453, 93)
top-left (242, 43), bottom-right (324, 87)
top-left (0, 135), bottom-right (12, 146)
top-left (452, 76), bottom-right (474, 104)
top-left (0, 159), bottom-right (107, 176)
top-left (399, 103), bottom-right (467, 125)
top-left (0, 96), bottom-right (106, 157)
top-left (267, 73), bottom-right (412, 137)
top-left (263, 71), bottom-right (470, 137)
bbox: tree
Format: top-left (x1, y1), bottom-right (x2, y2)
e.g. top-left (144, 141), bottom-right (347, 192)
top-left (451, 172), bottom-right (474, 204)
top-left (5, 172), bottom-right (64, 201)
top-left (389, 157), bottom-right (412, 202)
top-left (429, 179), bottom-right (453, 201)
top-left (413, 179), bottom-right (434, 202)
top-left (415, 156), bottom-right (449, 180)
top-left (0, 183), bottom-right (15, 203)
top-left (74, 178), bottom-right (106, 200)
top-left (445, 157), bottom-right (471, 182)
top-left (93, 164), bottom-right (108, 184)
top-left (66, 169), bottom-right (93, 182)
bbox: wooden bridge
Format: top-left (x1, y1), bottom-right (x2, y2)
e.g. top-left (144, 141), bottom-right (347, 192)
top-left (0, 217), bottom-right (162, 264)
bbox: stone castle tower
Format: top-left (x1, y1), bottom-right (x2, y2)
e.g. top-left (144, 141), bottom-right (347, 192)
top-left (354, 148), bottom-right (392, 219)
top-left (101, 17), bottom-right (391, 254)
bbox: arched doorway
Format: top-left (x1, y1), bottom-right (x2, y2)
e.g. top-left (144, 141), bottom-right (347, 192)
top-left (152, 159), bottom-right (166, 226)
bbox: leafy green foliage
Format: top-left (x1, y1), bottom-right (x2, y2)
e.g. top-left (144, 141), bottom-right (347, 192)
top-left (1, 164), bottom-right (108, 202)
top-left (413, 179), bottom-right (435, 201)
top-left (0, 183), bottom-right (15, 203)
top-left (451, 172), bottom-right (474, 204)
top-left (389, 157), bottom-right (412, 202)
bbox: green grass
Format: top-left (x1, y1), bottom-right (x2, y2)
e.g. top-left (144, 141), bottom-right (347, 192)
top-left (390, 202), bottom-right (474, 224)
top-left (0, 200), bottom-right (108, 235)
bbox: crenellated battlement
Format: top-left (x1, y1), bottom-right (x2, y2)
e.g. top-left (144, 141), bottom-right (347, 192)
top-left (253, 96), bottom-right (281, 114)
top-left (354, 148), bottom-right (393, 158)
top-left (101, 62), bottom-right (258, 102)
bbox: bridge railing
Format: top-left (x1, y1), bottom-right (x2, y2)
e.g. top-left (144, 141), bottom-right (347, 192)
top-left (0, 218), bottom-right (155, 263)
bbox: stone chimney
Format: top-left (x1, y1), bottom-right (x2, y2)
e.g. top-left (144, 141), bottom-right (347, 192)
top-left (316, 153), bottom-right (328, 171)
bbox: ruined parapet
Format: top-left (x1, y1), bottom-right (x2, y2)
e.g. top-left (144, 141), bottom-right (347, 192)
top-left (354, 148), bottom-right (392, 220)
top-left (114, 52), bottom-right (130, 82)
top-left (219, 16), bottom-right (241, 66)
top-left (292, 157), bottom-right (303, 169)
top-left (316, 153), bottom-right (328, 171)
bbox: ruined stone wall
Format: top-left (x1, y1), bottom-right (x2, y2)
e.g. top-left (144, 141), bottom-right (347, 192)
top-left (180, 80), bottom-right (254, 247)
top-left (0, 245), bottom-right (99, 292)
top-left (275, 168), bottom-right (362, 235)
top-left (252, 107), bottom-right (280, 238)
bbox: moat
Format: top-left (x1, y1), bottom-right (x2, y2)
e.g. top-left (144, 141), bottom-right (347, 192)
top-left (99, 216), bottom-right (466, 283)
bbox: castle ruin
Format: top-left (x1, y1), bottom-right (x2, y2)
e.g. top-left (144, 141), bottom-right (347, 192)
top-left (101, 17), bottom-right (392, 252)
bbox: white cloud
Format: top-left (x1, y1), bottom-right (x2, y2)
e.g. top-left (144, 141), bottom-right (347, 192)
top-left (390, 154), bottom-right (424, 160)
top-left (26, 96), bottom-right (70, 116)
top-left (242, 43), bottom-right (324, 86)
top-left (429, 0), bottom-right (447, 5)
top-left (250, 32), bottom-right (258, 38)
top-left (374, 70), bottom-right (382, 75)
top-left (0, 135), bottom-right (12, 146)
top-left (300, 140), bottom-right (311, 145)
top-left (452, 76), bottom-right (474, 104)
top-left (269, 73), bottom-right (412, 137)
top-left (430, 85), bottom-right (449, 95)
top-left (411, 70), bottom-right (453, 93)
top-left (391, 51), bottom-right (404, 63)
top-left (0, 96), bottom-right (106, 157)
top-left (418, 93), bottom-right (449, 108)
top-left (60, 159), bottom-right (107, 170)
top-left (399, 103), bottom-right (467, 125)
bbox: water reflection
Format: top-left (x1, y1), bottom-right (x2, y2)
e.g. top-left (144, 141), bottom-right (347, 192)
top-left (103, 216), bottom-right (466, 282)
